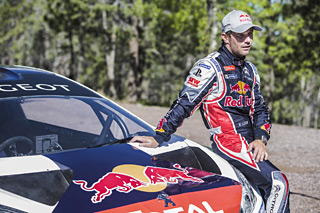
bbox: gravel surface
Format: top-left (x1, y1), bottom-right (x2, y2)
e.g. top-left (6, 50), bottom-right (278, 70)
top-left (119, 102), bottom-right (320, 212)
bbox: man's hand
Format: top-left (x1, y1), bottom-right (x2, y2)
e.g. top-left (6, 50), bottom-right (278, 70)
top-left (129, 136), bottom-right (159, 148)
top-left (247, 139), bottom-right (268, 162)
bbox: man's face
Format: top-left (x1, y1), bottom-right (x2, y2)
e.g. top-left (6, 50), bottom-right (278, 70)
top-left (222, 28), bottom-right (254, 58)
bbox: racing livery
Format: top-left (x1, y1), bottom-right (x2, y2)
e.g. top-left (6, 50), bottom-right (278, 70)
top-left (154, 46), bottom-right (289, 212)
top-left (154, 45), bottom-right (271, 151)
top-left (1, 65), bottom-right (258, 212)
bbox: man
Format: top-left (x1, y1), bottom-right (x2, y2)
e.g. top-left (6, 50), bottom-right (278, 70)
top-left (130, 10), bottom-right (289, 212)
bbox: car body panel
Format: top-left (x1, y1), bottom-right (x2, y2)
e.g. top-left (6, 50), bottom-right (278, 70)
top-left (0, 66), bottom-right (264, 212)
top-left (1, 144), bottom-right (242, 213)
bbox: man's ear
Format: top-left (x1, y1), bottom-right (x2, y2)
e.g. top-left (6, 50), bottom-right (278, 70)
top-left (221, 33), bottom-right (229, 44)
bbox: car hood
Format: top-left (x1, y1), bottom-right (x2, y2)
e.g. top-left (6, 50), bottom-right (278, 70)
top-left (0, 143), bottom-right (241, 213)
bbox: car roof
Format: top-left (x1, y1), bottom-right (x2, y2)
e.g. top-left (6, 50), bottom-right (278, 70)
top-left (0, 65), bottom-right (102, 98)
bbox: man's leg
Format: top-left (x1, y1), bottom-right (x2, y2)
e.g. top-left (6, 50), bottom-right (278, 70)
top-left (211, 142), bottom-right (290, 212)
top-left (265, 170), bottom-right (290, 213)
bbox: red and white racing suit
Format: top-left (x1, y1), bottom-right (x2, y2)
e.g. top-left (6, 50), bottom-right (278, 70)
top-left (154, 45), bottom-right (290, 212)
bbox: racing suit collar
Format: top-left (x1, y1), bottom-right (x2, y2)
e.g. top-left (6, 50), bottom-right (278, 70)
top-left (221, 45), bottom-right (245, 67)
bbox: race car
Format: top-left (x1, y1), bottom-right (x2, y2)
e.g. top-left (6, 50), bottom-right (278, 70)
top-left (0, 65), bottom-right (265, 212)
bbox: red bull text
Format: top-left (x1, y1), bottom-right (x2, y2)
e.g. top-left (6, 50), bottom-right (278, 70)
top-left (225, 95), bottom-right (252, 107)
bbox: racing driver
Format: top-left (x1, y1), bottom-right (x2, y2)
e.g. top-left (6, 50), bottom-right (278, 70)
top-left (130, 10), bottom-right (290, 212)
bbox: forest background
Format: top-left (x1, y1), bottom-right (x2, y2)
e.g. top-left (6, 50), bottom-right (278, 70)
top-left (1, 0), bottom-right (319, 128)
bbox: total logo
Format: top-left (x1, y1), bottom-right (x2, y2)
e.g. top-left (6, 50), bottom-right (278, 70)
top-left (73, 163), bottom-right (204, 203)
top-left (129, 201), bottom-right (224, 213)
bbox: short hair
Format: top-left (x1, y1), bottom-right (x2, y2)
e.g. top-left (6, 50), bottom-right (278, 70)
top-left (221, 31), bottom-right (232, 46)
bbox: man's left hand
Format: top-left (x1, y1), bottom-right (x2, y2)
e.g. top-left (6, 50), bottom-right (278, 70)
top-left (247, 139), bottom-right (268, 162)
top-left (129, 136), bottom-right (159, 148)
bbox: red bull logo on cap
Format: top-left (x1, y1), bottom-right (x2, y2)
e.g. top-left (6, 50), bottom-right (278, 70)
top-left (73, 163), bottom-right (204, 203)
top-left (230, 81), bottom-right (251, 95)
top-left (239, 14), bottom-right (251, 22)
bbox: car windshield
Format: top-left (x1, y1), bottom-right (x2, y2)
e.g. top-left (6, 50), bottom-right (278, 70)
top-left (0, 96), bottom-right (155, 158)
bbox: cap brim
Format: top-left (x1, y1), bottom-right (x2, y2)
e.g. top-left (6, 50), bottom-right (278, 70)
top-left (232, 24), bottom-right (262, 33)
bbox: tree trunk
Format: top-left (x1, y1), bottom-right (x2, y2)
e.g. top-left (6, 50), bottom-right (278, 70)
top-left (127, 15), bottom-right (139, 102)
top-left (207, 0), bottom-right (218, 52)
top-left (102, 9), bottom-right (116, 98)
top-left (67, 27), bottom-right (75, 80)
top-left (314, 87), bottom-right (320, 129)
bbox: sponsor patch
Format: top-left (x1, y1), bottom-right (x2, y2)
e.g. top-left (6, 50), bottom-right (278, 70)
top-left (243, 67), bottom-right (250, 76)
top-left (261, 123), bottom-right (271, 134)
top-left (210, 58), bottom-right (222, 72)
top-left (187, 77), bottom-right (200, 87)
top-left (194, 69), bottom-right (202, 77)
top-left (155, 118), bottom-right (167, 132)
top-left (224, 95), bottom-right (252, 107)
top-left (230, 81), bottom-right (251, 94)
top-left (225, 74), bottom-right (238, 79)
top-left (224, 65), bottom-right (236, 71)
top-left (199, 63), bottom-right (211, 70)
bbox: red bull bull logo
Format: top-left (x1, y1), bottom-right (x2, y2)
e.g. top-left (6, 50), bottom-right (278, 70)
top-left (144, 163), bottom-right (203, 185)
top-left (261, 123), bottom-right (271, 134)
top-left (73, 172), bottom-right (147, 203)
top-left (230, 81), bottom-right (251, 95)
top-left (155, 118), bottom-right (167, 133)
top-left (73, 163), bottom-right (204, 203)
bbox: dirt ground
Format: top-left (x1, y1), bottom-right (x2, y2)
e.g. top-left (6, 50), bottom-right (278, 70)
top-left (119, 102), bottom-right (320, 212)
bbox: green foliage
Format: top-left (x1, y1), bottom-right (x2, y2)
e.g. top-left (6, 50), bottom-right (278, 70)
top-left (0, 0), bottom-right (319, 128)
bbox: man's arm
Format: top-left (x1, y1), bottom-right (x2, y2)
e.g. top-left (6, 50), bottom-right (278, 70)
top-left (248, 62), bottom-right (271, 161)
top-left (130, 59), bottom-right (219, 147)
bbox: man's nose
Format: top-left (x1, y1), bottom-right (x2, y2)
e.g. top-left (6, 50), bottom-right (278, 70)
top-left (244, 35), bottom-right (253, 43)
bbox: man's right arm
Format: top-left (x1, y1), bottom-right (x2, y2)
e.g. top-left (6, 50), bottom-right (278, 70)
top-left (134, 58), bottom-right (219, 147)
top-left (130, 57), bottom-right (220, 147)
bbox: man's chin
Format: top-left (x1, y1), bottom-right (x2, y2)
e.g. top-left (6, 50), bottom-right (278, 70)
top-left (242, 50), bottom-right (250, 56)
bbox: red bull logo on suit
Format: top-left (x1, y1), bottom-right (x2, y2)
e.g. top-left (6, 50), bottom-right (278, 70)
top-left (230, 81), bottom-right (251, 95)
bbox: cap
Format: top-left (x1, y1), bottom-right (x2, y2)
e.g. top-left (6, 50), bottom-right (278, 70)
top-left (222, 10), bottom-right (262, 33)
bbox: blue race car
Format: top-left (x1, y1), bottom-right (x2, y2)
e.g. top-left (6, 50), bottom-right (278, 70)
top-left (0, 65), bottom-right (264, 212)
